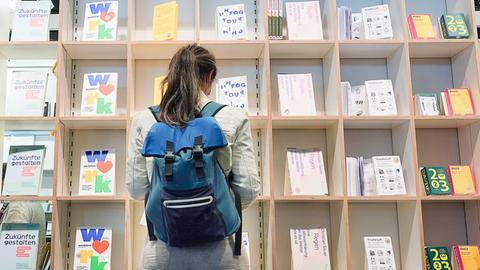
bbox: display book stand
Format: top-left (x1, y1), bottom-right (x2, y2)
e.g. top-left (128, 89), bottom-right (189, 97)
top-left (0, 0), bottom-right (480, 269)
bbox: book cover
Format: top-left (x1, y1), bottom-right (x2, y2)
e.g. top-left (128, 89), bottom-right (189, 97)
top-left (6, 70), bottom-right (49, 116)
top-left (372, 156), bottom-right (406, 195)
top-left (421, 167), bottom-right (452, 195)
top-left (440, 14), bottom-right (469, 39)
top-left (82, 1), bottom-right (119, 41)
top-left (216, 76), bottom-right (248, 111)
top-left (415, 93), bottom-right (440, 116)
top-left (440, 92), bottom-right (450, 116)
top-left (2, 145), bottom-right (46, 196)
top-left (361, 158), bottom-right (377, 196)
top-left (277, 73), bottom-right (316, 116)
top-left (152, 1), bottom-right (178, 41)
top-left (216, 4), bottom-right (247, 40)
top-left (364, 236), bottom-right (396, 270)
top-left (81, 73), bottom-right (118, 116)
top-left (447, 165), bottom-right (476, 195)
top-left (408, 14), bottom-right (435, 39)
top-left (361, 5), bottom-right (393, 40)
top-left (365, 80), bottom-right (398, 116)
top-left (79, 149), bottom-right (115, 195)
top-left (425, 246), bottom-right (452, 270)
top-left (0, 223), bottom-right (40, 270)
top-left (290, 228), bottom-right (331, 270)
top-left (351, 13), bottom-right (363, 40)
top-left (452, 246), bottom-right (480, 270)
top-left (346, 157), bottom-right (361, 196)
top-left (285, 148), bottom-right (328, 196)
top-left (445, 88), bottom-right (475, 116)
top-left (0, 1), bottom-right (9, 40)
top-left (285, 1), bottom-right (323, 40)
top-left (154, 75), bottom-right (167, 105)
top-left (340, 81), bottom-right (350, 115)
top-left (347, 85), bottom-right (368, 116)
top-left (11, 1), bottom-right (51, 41)
top-left (73, 227), bottom-right (112, 270)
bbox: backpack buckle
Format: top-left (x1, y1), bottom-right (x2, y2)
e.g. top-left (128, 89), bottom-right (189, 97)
top-left (193, 145), bottom-right (203, 158)
top-left (165, 152), bottom-right (175, 162)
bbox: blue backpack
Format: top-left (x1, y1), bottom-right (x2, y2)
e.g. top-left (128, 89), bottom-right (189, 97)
top-left (141, 102), bottom-right (242, 255)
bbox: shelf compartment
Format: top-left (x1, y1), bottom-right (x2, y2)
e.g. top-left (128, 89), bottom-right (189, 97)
top-left (414, 116), bottom-right (480, 128)
top-left (339, 40), bottom-right (405, 58)
top-left (269, 40), bottom-right (335, 59)
top-left (347, 195), bottom-right (417, 202)
top-left (408, 40), bottom-right (475, 58)
top-left (272, 116), bottom-right (339, 129)
top-left (274, 195), bottom-right (344, 202)
top-left (274, 201), bottom-right (348, 270)
top-left (63, 41), bottom-right (128, 60)
top-left (131, 41), bottom-right (193, 60)
top-left (348, 201), bottom-right (423, 269)
top-left (60, 117), bottom-right (127, 130)
top-left (198, 40), bottom-right (266, 59)
top-left (0, 41), bottom-right (58, 59)
top-left (343, 116), bottom-right (411, 129)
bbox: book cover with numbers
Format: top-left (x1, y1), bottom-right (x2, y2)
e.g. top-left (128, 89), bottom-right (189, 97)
top-left (425, 246), bottom-right (452, 270)
top-left (79, 149), bottom-right (116, 195)
top-left (83, 1), bottom-right (119, 41)
top-left (73, 227), bottom-right (112, 270)
top-left (81, 73), bottom-right (118, 116)
top-left (216, 76), bottom-right (248, 111)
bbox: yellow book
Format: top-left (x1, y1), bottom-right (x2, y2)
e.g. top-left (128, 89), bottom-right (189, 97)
top-left (446, 88), bottom-right (475, 115)
top-left (154, 76), bottom-right (167, 105)
top-left (408, 14), bottom-right (435, 39)
top-left (448, 165), bottom-right (476, 195)
top-left (453, 246), bottom-right (480, 269)
top-left (152, 1), bottom-right (179, 41)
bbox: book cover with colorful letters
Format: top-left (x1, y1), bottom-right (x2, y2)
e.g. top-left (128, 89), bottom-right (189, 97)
top-left (425, 246), bottom-right (452, 270)
top-left (0, 223), bottom-right (40, 270)
top-left (216, 4), bottom-right (247, 40)
top-left (421, 167), bottom-right (452, 195)
top-left (73, 227), bottom-right (112, 270)
top-left (79, 149), bottom-right (115, 195)
top-left (83, 1), bottom-right (119, 41)
top-left (81, 73), bottom-right (118, 116)
top-left (216, 76), bottom-right (248, 110)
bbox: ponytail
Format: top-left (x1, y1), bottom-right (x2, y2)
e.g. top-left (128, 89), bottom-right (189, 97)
top-left (159, 44), bottom-right (217, 127)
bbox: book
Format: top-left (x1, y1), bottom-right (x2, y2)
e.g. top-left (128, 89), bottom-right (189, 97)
top-left (361, 5), bottom-right (393, 40)
top-left (351, 13), bottom-right (364, 40)
top-left (216, 4), bottom-right (247, 40)
top-left (452, 246), bottom-right (480, 270)
top-left (6, 70), bottom-right (49, 116)
top-left (421, 167), bottom-right (452, 195)
top-left (361, 158), bottom-right (377, 196)
top-left (285, 148), bottom-right (328, 196)
top-left (73, 227), bottom-right (112, 270)
top-left (440, 14), bottom-right (469, 39)
top-left (347, 85), bottom-right (368, 116)
top-left (152, 1), bottom-right (178, 41)
top-left (346, 157), bottom-right (361, 196)
top-left (440, 92), bottom-right (450, 116)
top-left (447, 165), bottom-right (476, 195)
top-left (79, 149), bottom-right (116, 195)
top-left (290, 228), bottom-right (331, 270)
top-left (445, 88), bottom-right (475, 116)
top-left (0, 1), bottom-right (9, 40)
top-left (2, 145), bottom-right (46, 196)
top-left (82, 1), bottom-right (119, 41)
top-left (337, 6), bottom-right (351, 40)
top-left (425, 246), bottom-right (452, 270)
top-left (340, 81), bottom-right (350, 115)
top-left (415, 93), bottom-right (440, 116)
top-left (285, 1), bottom-right (323, 40)
top-left (154, 75), bottom-right (167, 105)
top-left (216, 76), bottom-right (248, 110)
top-left (365, 80), bottom-right (398, 116)
top-left (0, 223), bottom-right (40, 270)
top-left (80, 73), bottom-right (118, 116)
top-left (364, 236), bottom-right (396, 270)
top-left (408, 14), bottom-right (435, 39)
top-left (11, 1), bottom-right (51, 41)
top-left (372, 156), bottom-right (406, 195)
top-left (277, 73), bottom-right (316, 116)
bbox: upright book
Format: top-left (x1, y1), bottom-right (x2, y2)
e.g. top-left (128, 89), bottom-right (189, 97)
top-left (365, 80), bottom-right (398, 116)
top-left (152, 1), bottom-right (178, 41)
top-left (2, 145), bottom-right (46, 196)
top-left (361, 5), bottom-right (393, 40)
top-left (216, 76), bottom-right (248, 110)
top-left (79, 149), bottom-right (116, 195)
top-left (415, 93), bottom-right (440, 116)
top-left (447, 165), bottom-right (476, 195)
top-left (290, 228), bottom-right (331, 270)
top-left (11, 1), bottom-right (51, 41)
top-left (6, 70), bottom-right (49, 116)
top-left (440, 14), bottom-right (469, 39)
top-left (372, 156), bottom-right (406, 195)
top-left (216, 4), bottom-right (247, 40)
top-left (285, 148), bottom-right (328, 196)
top-left (81, 73), bottom-right (118, 116)
top-left (421, 166), bottom-right (452, 195)
top-left (0, 223), bottom-right (40, 270)
top-left (445, 88), bottom-right (475, 116)
top-left (154, 75), bottom-right (167, 105)
top-left (364, 236), bottom-right (396, 270)
top-left (408, 14), bottom-right (435, 39)
top-left (451, 246), bottom-right (480, 269)
top-left (425, 246), bottom-right (452, 270)
top-left (73, 227), bottom-right (112, 270)
top-left (83, 1), bottom-right (119, 41)
top-left (347, 85), bottom-right (368, 116)
top-left (285, 1), bottom-right (323, 40)
top-left (277, 73), bottom-right (316, 116)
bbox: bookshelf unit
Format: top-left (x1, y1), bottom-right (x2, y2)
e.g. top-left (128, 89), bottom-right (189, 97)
top-left (1, 0), bottom-right (480, 269)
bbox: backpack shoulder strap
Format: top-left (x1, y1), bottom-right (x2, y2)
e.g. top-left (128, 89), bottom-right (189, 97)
top-left (148, 105), bottom-right (161, 122)
top-left (198, 102), bottom-right (227, 118)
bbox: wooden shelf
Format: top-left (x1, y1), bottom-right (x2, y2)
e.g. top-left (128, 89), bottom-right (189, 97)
top-left (274, 195), bottom-right (344, 202)
top-left (0, 116), bottom-right (56, 130)
top-left (131, 40), bottom-right (193, 59)
top-left (63, 41), bottom-right (128, 59)
top-left (414, 115), bottom-right (480, 128)
top-left (347, 196), bottom-right (418, 202)
top-left (343, 116), bottom-right (411, 128)
top-left (0, 196), bottom-right (52, 201)
top-left (60, 116), bottom-right (128, 129)
top-left (420, 195), bottom-right (480, 201)
top-left (269, 40), bottom-right (334, 59)
top-left (197, 40), bottom-right (266, 59)
top-left (339, 40), bottom-right (404, 58)
top-left (408, 39), bottom-right (475, 58)
top-left (0, 41), bottom-right (57, 59)
top-left (272, 116), bottom-right (339, 129)
top-left (57, 196), bottom-right (127, 202)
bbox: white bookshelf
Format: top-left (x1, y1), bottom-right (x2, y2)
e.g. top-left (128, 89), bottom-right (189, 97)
top-left (0, 0), bottom-right (479, 269)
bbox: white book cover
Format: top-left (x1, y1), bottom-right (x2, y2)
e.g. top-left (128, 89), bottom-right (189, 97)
top-left (2, 145), bottom-right (46, 196)
top-left (285, 1), bottom-right (323, 40)
top-left (364, 236), bottom-right (396, 270)
top-left (361, 158), bottom-right (377, 196)
top-left (341, 81), bottom-right (350, 115)
top-left (73, 227), bottom-right (112, 270)
top-left (365, 80), bottom-right (397, 116)
top-left (285, 148), bottom-right (328, 196)
top-left (290, 228), bottom-right (331, 270)
top-left (81, 73), bottom-right (118, 116)
top-left (348, 85), bottom-right (368, 116)
top-left (82, 1), bottom-right (119, 41)
top-left (216, 4), bottom-right (247, 40)
top-left (415, 94), bottom-right (440, 116)
top-left (6, 70), bottom-right (48, 116)
top-left (0, 1), bottom-right (11, 40)
top-left (346, 157), bottom-right (361, 196)
top-left (277, 73), bottom-right (316, 116)
top-left (216, 76), bottom-right (248, 111)
top-left (361, 4), bottom-right (393, 40)
top-left (79, 149), bottom-right (116, 195)
top-left (242, 232), bottom-right (251, 270)
top-left (0, 223), bottom-right (40, 270)
top-left (351, 13), bottom-right (364, 40)
top-left (372, 156), bottom-right (406, 195)
top-left (11, 1), bottom-right (51, 41)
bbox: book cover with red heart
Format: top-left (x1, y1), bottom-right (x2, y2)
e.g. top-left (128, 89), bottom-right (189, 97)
top-left (81, 72), bottom-right (118, 116)
top-left (74, 227), bottom-right (112, 270)
top-left (79, 149), bottom-right (116, 195)
top-left (82, 1), bottom-right (119, 41)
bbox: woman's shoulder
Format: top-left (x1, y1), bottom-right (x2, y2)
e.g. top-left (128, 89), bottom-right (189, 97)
top-left (131, 109), bottom-right (157, 131)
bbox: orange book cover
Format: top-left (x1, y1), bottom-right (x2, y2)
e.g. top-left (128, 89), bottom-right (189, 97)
top-left (408, 14), bottom-right (435, 39)
top-left (453, 246), bottom-right (480, 270)
top-left (447, 165), bottom-right (476, 195)
top-left (446, 88), bottom-right (475, 116)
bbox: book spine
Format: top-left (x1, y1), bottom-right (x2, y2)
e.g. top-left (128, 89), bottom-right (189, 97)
top-left (408, 15), bottom-right (418, 39)
top-left (278, 0), bottom-right (283, 39)
top-left (467, 88), bottom-right (475, 114)
top-left (421, 167), bottom-right (432, 195)
top-left (454, 246), bottom-right (465, 270)
top-left (447, 165), bottom-right (456, 195)
top-left (445, 89), bottom-right (454, 116)
top-left (440, 16), bottom-right (449, 39)
top-left (425, 248), bottom-right (432, 270)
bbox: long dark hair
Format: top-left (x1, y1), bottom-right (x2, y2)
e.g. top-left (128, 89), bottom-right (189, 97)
top-left (159, 44), bottom-right (217, 127)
